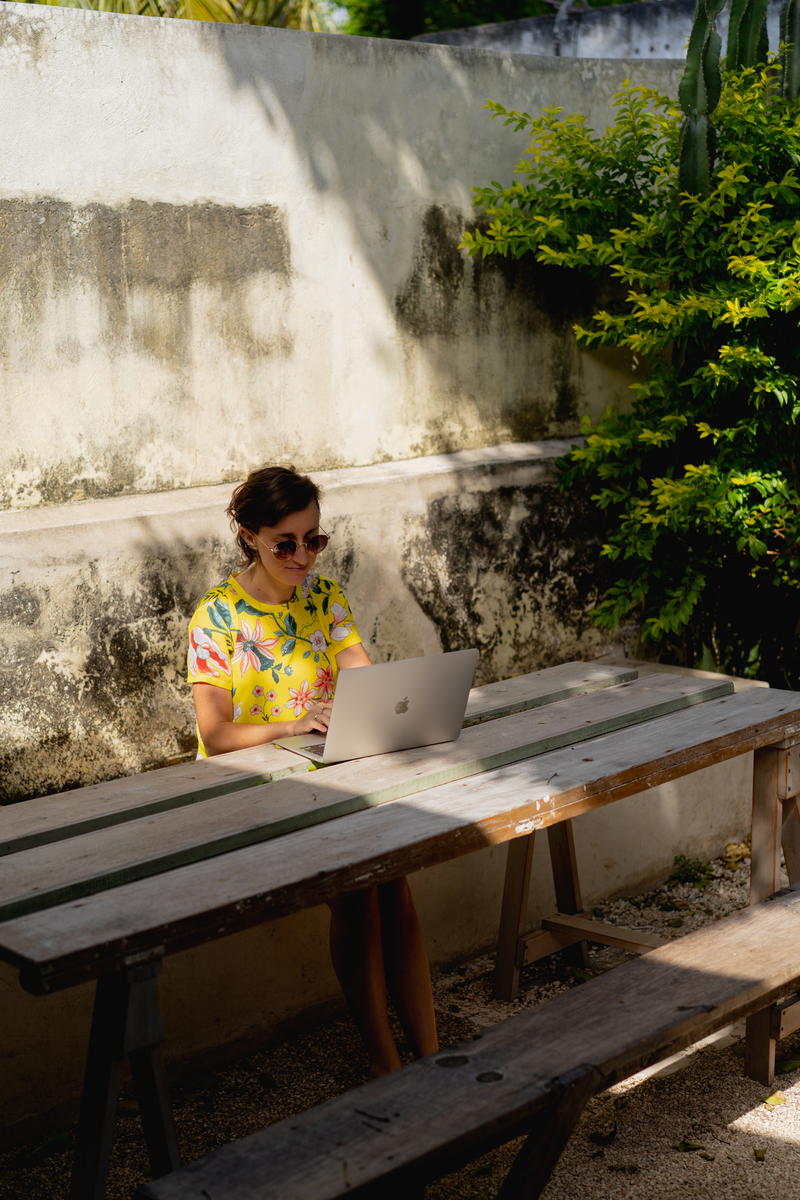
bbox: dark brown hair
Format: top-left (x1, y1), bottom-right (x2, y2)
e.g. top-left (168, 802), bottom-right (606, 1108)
top-left (227, 465), bottom-right (321, 565)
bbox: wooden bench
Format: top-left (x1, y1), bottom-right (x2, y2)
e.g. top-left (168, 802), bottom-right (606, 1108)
top-left (138, 883), bottom-right (800, 1200)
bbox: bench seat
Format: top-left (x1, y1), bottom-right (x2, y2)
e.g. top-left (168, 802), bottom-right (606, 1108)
top-left (138, 884), bottom-right (800, 1200)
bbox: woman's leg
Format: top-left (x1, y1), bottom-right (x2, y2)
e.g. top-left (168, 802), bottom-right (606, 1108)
top-left (378, 877), bottom-right (439, 1059)
top-left (328, 887), bottom-right (402, 1076)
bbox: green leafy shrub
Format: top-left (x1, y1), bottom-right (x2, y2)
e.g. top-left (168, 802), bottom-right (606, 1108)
top-left (667, 854), bottom-right (715, 889)
top-left (462, 63), bottom-right (800, 685)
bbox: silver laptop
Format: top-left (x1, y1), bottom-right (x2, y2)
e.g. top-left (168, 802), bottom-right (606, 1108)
top-left (274, 648), bottom-right (479, 764)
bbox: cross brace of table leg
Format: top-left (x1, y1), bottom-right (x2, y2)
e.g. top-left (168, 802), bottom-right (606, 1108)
top-left (69, 960), bottom-right (180, 1200)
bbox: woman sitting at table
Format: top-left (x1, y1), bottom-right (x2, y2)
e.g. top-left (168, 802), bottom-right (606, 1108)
top-left (187, 464), bottom-right (438, 1076)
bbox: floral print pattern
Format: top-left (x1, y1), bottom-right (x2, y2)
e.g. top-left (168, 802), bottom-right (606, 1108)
top-left (232, 619), bottom-right (281, 673)
top-left (313, 664), bottom-right (335, 701)
top-left (187, 573), bottom-right (361, 757)
top-left (189, 627), bottom-right (231, 678)
top-left (287, 680), bottom-right (315, 715)
top-left (329, 602), bottom-right (353, 642)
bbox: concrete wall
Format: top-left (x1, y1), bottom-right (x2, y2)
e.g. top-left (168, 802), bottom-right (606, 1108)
top-left (416, 0), bottom-right (782, 60)
top-left (0, 4), bottom-right (681, 510)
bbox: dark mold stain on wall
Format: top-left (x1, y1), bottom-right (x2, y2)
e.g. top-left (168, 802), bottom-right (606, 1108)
top-left (395, 206), bottom-right (467, 337)
top-left (402, 483), bottom-right (611, 684)
top-left (0, 197), bottom-right (293, 506)
top-left (0, 547), bottom-right (225, 803)
top-left (0, 198), bottom-right (289, 299)
top-left (0, 197), bottom-right (290, 358)
top-left (394, 204), bottom-right (604, 438)
top-left (0, 584), bottom-right (42, 627)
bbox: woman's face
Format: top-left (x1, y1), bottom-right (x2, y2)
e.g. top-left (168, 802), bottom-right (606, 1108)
top-left (246, 500), bottom-right (323, 599)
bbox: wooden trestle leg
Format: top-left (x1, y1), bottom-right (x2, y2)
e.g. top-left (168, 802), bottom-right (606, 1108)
top-left (745, 743), bottom-right (800, 1085)
top-left (496, 1063), bottom-right (602, 1199)
top-left (494, 833), bottom-right (536, 1001)
top-left (70, 961), bottom-right (180, 1200)
top-left (546, 822), bottom-right (589, 971)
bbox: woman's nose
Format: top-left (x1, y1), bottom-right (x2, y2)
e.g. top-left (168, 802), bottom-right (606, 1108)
top-left (292, 543), bottom-right (310, 564)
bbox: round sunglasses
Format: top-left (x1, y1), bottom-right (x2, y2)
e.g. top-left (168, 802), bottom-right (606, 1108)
top-left (253, 531), bottom-right (330, 561)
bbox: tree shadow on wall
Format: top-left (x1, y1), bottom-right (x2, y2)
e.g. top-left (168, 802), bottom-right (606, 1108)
top-left (205, 24), bottom-right (646, 450)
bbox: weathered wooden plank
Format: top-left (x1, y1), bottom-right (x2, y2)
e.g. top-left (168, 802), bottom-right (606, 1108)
top-left (0, 663), bottom-right (637, 858)
top-left (462, 662), bottom-right (637, 726)
top-left (4, 685), bottom-right (800, 993)
top-left (0, 674), bottom-right (726, 923)
top-left (0, 743), bottom-right (304, 858)
top-left (137, 887), bottom-right (800, 1200)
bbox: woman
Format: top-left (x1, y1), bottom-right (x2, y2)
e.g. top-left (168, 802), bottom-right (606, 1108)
top-left (188, 464), bottom-right (439, 1075)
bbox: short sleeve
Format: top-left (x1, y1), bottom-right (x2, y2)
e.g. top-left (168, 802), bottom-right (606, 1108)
top-left (324, 580), bottom-right (362, 657)
top-left (187, 592), bottom-right (235, 689)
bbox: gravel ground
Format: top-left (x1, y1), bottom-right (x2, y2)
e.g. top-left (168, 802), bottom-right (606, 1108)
top-left (2, 842), bottom-right (799, 1200)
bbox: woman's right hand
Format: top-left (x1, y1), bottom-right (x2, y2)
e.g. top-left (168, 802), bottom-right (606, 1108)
top-left (292, 702), bottom-right (333, 736)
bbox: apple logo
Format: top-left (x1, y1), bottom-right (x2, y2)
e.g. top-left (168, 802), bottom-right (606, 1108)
top-left (395, 697), bottom-right (410, 715)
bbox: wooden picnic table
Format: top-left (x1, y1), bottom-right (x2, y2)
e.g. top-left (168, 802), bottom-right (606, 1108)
top-left (2, 660), bottom-right (800, 1198)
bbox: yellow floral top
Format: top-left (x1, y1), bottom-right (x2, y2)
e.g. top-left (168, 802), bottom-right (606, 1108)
top-left (187, 573), bottom-right (362, 757)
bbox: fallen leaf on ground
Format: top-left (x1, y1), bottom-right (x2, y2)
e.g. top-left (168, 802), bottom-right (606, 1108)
top-left (764, 1091), bottom-right (787, 1107)
top-left (675, 1140), bottom-right (705, 1152)
top-left (754, 1147), bottom-right (767, 1162)
top-left (723, 840), bottom-right (749, 867)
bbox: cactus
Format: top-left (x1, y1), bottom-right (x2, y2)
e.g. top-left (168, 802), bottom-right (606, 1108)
top-left (679, 0), bottom-right (800, 193)
top-left (678, 0), bottom-right (726, 193)
top-left (679, 113), bottom-right (717, 195)
top-left (780, 0), bottom-right (800, 98)
top-left (727, 0), bottom-right (771, 68)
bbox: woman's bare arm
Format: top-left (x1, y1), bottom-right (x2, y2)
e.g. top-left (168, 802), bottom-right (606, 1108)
top-left (335, 642), bottom-right (372, 669)
top-left (192, 683), bottom-right (331, 756)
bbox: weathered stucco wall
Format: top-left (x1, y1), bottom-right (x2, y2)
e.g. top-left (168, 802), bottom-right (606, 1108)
top-left (0, 4), bottom-right (682, 508)
top-left (416, 0), bottom-right (781, 60)
top-left (0, 443), bottom-right (617, 802)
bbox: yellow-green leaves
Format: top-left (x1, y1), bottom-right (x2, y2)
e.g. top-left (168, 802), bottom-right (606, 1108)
top-left (467, 61), bottom-right (800, 684)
